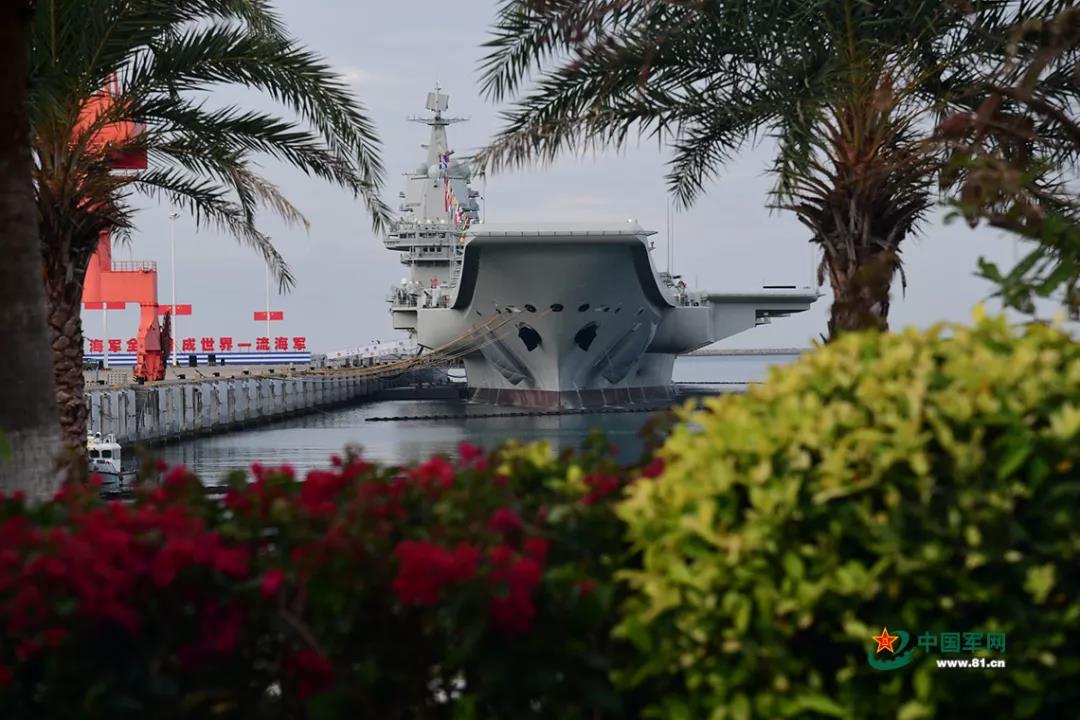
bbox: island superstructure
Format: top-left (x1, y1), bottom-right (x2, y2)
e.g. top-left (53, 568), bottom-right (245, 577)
top-left (385, 89), bottom-right (819, 408)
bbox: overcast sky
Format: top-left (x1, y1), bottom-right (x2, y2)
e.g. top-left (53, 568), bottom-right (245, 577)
top-left (95, 0), bottom-right (1070, 353)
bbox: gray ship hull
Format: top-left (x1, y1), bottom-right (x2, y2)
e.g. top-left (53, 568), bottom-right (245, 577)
top-left (409, 224), bottom-right (817, 409)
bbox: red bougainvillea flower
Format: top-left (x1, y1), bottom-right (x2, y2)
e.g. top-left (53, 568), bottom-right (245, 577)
top-left (511, 556), bottom-right (542, 589)
top-left (411, 456), bottom-right (455, 491)
top-left (488, 544), bottom-right (514, 570)
top-left (642, 457), bottom-right (665, 479)
top-left (450, 543), bottom-right (481, 582)
top-left (581, 473), bottom-right (621, 505)
top-left (487, 547), bottom-right (544, 635)
top-left (359, 479), bottom-right (406, 523)
top-left (458, 441), bottom-right (484, 465)
top-left (299, 470), bottom-right (349, 517)
top-left (52, 479), bottom-right (100, 506)
top-left (212, 544), bottom-right (250, 577)
top-left (42, 627), bottom-right (67, 648)
top-left (490, 593), bottom-right (535, 635)
top-left (341, 459), bottom-right (371, 482)
top-left (200, 601), bottom-right (244, 654)
top-left (391, 541), bottom-right (480, 605)
top-left (285, 649), bottom-right (334, 699)
top-left (487, 507), bottom-right (523, 536)
top-left (260, 568), bottom-right (287, 598)
top-left (524, 537), bottom-right (549, 565)
top-left (155, 466), bottom-right (206, 502)
top-left (162, 464), bottom-right (192, 487)
top-left (152, 537), bottom-right (198, 587)
top-left (223, 488), bottom-right (252, 514)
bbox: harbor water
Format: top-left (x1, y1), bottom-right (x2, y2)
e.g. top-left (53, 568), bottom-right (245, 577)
top-left (156, 354), bottom-right (798, 481)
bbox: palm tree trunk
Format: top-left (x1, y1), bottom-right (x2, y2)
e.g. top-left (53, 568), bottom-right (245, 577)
top-left (42, 260), bottom-right (90, 479)
top-left (0, 0), bottom-right (64, 500)
top-left (823, 248), bottom-right (898, 339)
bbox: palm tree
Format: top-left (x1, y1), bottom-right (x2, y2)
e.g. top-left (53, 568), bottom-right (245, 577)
top-left (477, 0), bottom-right (1008, 338)
top-left (0, 0), bottom-right (63, 500)
top-left (28, 0), bottom-right (391, 460)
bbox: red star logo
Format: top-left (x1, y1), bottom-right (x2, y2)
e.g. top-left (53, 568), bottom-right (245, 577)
top-left (873, 627), bottom-right (900, 654)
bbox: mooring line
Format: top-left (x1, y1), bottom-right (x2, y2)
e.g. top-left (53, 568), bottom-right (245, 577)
top-left (676, 380), bottom-right (762, 385)
top-left (365, 405), bottom-right (673, 422)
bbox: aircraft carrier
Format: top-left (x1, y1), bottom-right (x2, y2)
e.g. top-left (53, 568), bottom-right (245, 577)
top-left (384, 89), bottom-right (819, 409)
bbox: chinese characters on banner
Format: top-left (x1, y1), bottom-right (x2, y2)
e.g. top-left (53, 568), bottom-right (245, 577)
top-left (86, 336), bottom-right (308, 352)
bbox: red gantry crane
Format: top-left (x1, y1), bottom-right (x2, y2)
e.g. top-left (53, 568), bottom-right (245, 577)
top-left (77, 77), bottom-right (170, 381)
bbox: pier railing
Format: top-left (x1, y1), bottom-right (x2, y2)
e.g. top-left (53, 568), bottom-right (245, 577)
top-left (111, 260), bottom-right (157, 273)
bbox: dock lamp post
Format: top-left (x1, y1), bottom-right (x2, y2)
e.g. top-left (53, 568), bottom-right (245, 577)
top-left (169, 211), bottom-right (180, 366)
top-left (265, 264), bottom-right (271, 342)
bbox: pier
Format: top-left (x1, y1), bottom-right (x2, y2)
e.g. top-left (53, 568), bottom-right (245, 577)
top-left (85, 367), bottom-right (446, 446)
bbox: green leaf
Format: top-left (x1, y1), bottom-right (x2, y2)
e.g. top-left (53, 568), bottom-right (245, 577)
top-left (997, 442), bottom-right (1032, 480)
top-left (451, 695), bottom-right (479, 720)
top-left (786, 694), bottom-right (848, 718)
top-left (1024, 564), bottom-right (1056, 604)
top-left (976, 258), bottom-right (1003, 283)
top-left (782, 551), bottom-right (805, 580)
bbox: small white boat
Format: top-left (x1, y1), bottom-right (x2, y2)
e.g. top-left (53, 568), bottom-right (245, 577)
top-left (87, 432), bottom-right (136, 495)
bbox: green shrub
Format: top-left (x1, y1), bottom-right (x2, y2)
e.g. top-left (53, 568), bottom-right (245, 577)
top-left (616, 312), bottom-right (1080, 719)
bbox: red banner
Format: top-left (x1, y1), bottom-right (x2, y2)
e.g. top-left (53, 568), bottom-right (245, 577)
top-left (84, 302), bottom-right (126, 310)
top-left (253, 311), bottom-right (284, 321)
top-left (158, 304), bottom-right (192, 316)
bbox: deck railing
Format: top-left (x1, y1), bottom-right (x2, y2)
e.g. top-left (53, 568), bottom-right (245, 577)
top-left (111, 260), bottom-right (157, 273)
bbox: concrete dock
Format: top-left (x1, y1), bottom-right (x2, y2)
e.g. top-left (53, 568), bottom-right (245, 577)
top-left (85, 368), bottom-right (445, 446)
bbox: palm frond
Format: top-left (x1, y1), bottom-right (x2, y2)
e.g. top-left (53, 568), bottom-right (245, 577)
top-left (123, 20), bottom-right (388, 196)
top-left (479, 0), bottom-right (1017, 207)
top-left (136, 167), bottom-right (294, 289)
top-left (148, 141), bottom-right (309, 231)
top-left (29, 0), bottom-right (389, 289)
